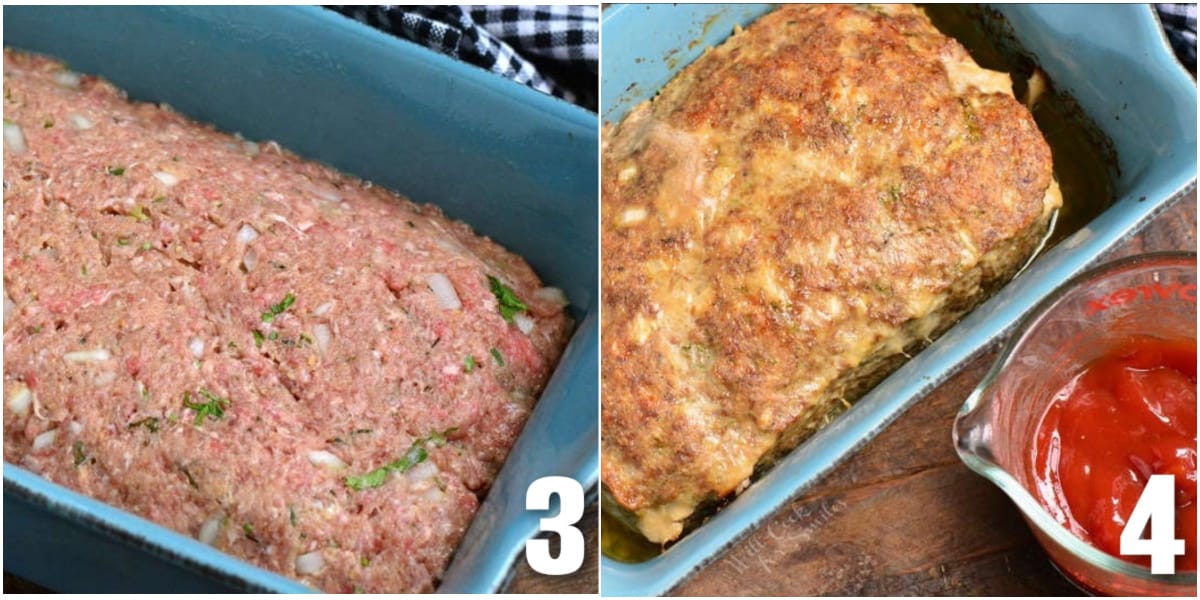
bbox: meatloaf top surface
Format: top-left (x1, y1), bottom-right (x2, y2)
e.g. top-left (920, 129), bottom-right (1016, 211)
top-left (3, 48), bottom-right (569, 592)
top-left (601, 4), bottom-right (1057, 542)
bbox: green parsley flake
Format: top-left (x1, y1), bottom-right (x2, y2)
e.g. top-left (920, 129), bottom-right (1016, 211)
top-left (181, 466), bottom-right (198, 488)
top-left (106, 165), bottom-right (125, 176)
top-left (261, 292), bottom-right (296, 323)
top-left (43, 119), bottom-right (53, 129)
top-left (141, 242), bottom-right (152, 251)
top-left (129, 205), bottom-right (150, 223)
top-left (182, 388), bottom-right (229, 425)
top-left (344, 429), bottom-right (455, 491)
top-left (252, 330), bottom-right (265, 348)
top-left (464, 355), bottom-right (476, 373)
top-left (128, 416), bottom-right (160, 433)
top-left (490, 347), bottom-right (506, 367)
top-left (117, 238), bottom-right (132, 246)
top-left (73, 441), bottom-right (87, 466)
top-left (423, 428), bottom-right (456, 446)
top-left (487, 276), bottom-right (527, 323)
top-left (243, 523), bottom-right (260, 543)
top-left (361, 556), bottom-right (371, 567)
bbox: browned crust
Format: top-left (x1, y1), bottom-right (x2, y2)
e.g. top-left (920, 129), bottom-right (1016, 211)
top-left (601, 4), bottom-right (1056, 542)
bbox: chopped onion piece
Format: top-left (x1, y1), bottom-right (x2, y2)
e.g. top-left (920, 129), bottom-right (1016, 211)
top-left (63, 348), bottom-right (111, 363)
top-left (68, 113), bottom-right (95, 130)
top-left (426, 273), bottom-right (462, 310)
top-left (153, 171), bottom-right (179, 187)
top-left (243, 141), bottom-right (259, 155)
top-left (307, 449), bottom-right (345, 470)
top-left (32, 429), bottom-right (57, 452)
top-left (267, 213), bottom-right (305, 236)
top-left (198, 516), bottom-right (222, 546)
top-left (53, 70), bottom-right (82, 89)
top-left (407, 460), bottom-right (438, 483)
top-left (7, 383), bottom-right (32, 417)
top-left (510, 390), bottom-right (533, 409)
top-left (237, 223), bottom-right (259, 243)
top-left (296, 551), bottom-right (324, 575)
top-left (4, 291), bottom-right (14, 325)
top-left (514, 312), bottom-right (535, 335)
top-left (242, 248), bottom-right (259, 272)
top-left (619, 207), bottom-right (648, 225)
top-left (94, 371), bottom-right (116, 386)
top-left (315, 189), bottom-right (342, 203)
top-left (534, 286), bottom-right (569, 306)
top-left (311, 301), bottom-right (333, 316)
top-left (313, 324), bottom-right (331, 355)
top-left (188, 337), bottom-right (205, 358)
top-left (4, 122), bottom-right (27, 154)
top-left (68, 421), bottom-right (83, 435)
top-left (1025, 68), bottom-right (1048, 109)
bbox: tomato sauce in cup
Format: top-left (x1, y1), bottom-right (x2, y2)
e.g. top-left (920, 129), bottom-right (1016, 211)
top-left (956, 253), bottom-right (1196, 595)
top-left (1033, 335), bottom-right (1197, 572)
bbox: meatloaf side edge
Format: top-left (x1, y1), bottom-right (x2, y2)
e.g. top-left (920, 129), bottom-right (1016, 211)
top-left (600, 4), bottom-right (1061, 544)
top-left (2, 49), bottom-right (570, 593)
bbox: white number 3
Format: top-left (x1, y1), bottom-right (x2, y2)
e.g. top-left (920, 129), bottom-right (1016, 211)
top-left (1121, 474), bottom-right (1185, 574)
top-left (525, 476), bottom-right (585, 576)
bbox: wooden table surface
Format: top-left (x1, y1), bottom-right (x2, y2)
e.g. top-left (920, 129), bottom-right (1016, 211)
top-left (507, 501), bottom-right (600, 593)
top-left (667, 190), bottom-right (1197, 597)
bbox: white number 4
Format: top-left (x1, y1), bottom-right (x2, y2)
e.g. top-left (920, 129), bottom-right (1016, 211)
top-left (525, 476), bottom-right (585, 576)
top-left (1121, 474), bottom-right (1185, 574)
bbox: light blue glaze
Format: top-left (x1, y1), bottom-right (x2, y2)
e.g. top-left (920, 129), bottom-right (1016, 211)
top-left (3, 5), bottom-right (597, 594)
top-left (600, 4), bottom-right (1196, 596)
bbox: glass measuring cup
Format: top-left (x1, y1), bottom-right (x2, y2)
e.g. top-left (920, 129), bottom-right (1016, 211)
top-left (954, 252), bottom-right (1197, 596)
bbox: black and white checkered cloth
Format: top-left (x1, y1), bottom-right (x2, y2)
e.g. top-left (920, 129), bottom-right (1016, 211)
top-left (328, 5), bottom-right (599, 110)
top-left (1156, 3), bottom-right (1197, 72)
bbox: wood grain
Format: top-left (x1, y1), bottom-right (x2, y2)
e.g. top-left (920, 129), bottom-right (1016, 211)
top-left (506, 501), bottom-right (600, 593)
top-left (672, 191), bottom-right (1196, 596)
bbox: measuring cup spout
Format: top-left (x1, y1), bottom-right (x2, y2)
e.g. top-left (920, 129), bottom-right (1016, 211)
top-left (953, 386), bottom-right (997, 467)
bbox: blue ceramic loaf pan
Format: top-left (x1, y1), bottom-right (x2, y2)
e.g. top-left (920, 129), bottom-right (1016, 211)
top-left (2, 5), bottom-right (598, 593)
top-left (600, 4), bottom-right (1197, 596)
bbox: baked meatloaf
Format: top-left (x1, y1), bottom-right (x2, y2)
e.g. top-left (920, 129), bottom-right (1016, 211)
top-left (3, 49), bottom-right (570, 592)
top-left (601, 4), bottom-right (1060, 543)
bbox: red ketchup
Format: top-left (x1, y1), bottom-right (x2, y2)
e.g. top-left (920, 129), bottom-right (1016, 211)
top-left (1033, 335), bottom-right (1197, 572)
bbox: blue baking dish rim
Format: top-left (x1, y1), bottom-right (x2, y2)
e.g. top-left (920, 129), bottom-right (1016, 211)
top-left (4, 466), bottom-right (312, 592)
top-left (599, 3), bottom-right (1197, 596)
top-left (3, 5), bottom-right (598, 594)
